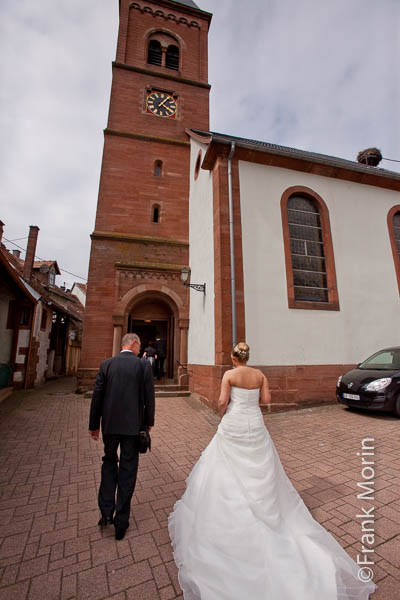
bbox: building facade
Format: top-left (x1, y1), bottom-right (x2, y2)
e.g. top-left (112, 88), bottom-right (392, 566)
top-left (0, 223), bottom-right (83, 392)
top-left (187, 132), bottom-right (400, 410)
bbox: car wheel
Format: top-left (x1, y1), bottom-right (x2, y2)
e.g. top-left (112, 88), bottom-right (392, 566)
top-left (394, 396), bottom-right (400, 418)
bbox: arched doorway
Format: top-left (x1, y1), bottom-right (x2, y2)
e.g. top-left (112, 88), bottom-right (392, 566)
top-left (127, 296), bottom-right (176, 380)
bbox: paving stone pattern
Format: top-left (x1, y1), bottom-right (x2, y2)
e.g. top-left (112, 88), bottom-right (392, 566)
top-left (0, 377), bottom-right (399, 599)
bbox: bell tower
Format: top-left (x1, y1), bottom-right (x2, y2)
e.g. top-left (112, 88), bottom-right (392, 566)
top-left (78, 0), bottom-right (212, 390)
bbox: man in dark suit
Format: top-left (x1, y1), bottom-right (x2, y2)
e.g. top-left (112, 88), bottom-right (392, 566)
top-left (155, 336), bottom-right (167, 380)
top-left (89, 333), bottom-right (155, 540)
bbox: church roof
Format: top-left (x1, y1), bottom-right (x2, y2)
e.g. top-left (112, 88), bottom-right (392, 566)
top-left (171, 0), bottom-right (200, 9)
top-left (192, 129), bottom-right (400, 184)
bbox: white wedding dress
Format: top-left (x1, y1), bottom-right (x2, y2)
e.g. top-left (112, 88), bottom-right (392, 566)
top-left (168, 386), bottom-right (376, 599)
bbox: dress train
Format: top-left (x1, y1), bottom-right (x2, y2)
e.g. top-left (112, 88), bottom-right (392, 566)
top-left (168, 386), bottom-right (376, 599)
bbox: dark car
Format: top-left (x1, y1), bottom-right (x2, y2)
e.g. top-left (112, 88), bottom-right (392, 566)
top-left (337, 347), bottom-right (400, 417)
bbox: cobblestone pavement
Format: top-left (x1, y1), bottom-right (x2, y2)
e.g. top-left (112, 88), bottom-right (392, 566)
top-left (0, 377), bottom-right (399, 599)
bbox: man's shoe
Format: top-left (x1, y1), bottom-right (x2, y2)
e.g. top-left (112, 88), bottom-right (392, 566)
top-left (114, 524), bottom-right (129, 540)
top-left (98, 516), bottom-right (114, 527)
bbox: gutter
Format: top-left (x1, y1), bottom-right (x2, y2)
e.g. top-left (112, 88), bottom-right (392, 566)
top-left (227, 142), bottom-right (236, 348)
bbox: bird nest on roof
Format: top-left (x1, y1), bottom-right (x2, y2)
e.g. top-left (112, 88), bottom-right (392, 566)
top-left (357, 147), bottom-right (383, 166)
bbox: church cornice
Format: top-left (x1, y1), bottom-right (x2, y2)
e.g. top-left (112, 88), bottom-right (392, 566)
top-left (200, 133), bottom-right (400, 192)
top-left (105, 128), bottom-right (190, 147)
top-left (91, 231), bottom-right (189, 247)
top-left (113, 62), bottom-right (211, 90)
top-left (116, 261), bottom-right (183, 271)
top-left (129, 1), bottom-right (212, 28)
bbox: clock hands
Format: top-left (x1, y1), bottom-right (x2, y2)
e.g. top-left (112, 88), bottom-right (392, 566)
top-left (159, 96), bottom-right (170, 108)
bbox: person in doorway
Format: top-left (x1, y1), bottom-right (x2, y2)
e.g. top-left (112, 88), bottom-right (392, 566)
top-left (155, 336), bottom-right (167, 380)
top-left (143, 340), bottom-right (156, 374)
top-left (88, 333), bottom-right (155, 540)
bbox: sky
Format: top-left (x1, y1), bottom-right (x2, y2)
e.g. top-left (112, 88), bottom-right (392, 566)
top-left (1, 0), bottom-right (399, 288)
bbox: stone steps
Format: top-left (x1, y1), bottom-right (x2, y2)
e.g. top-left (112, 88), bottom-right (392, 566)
top-left (84, 384), bottom-right (190, 400)
top-left (155, 384), bottom-right (190, 399)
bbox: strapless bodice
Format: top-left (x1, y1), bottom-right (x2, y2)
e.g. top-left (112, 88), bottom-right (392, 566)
top-left (221, 386), bottom-right (263, 423)
top-left (228, 385), bottom-right (260, 407)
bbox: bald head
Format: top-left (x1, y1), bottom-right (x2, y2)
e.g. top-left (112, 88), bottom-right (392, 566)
top-left (121, 333), bottom-right (141, 355)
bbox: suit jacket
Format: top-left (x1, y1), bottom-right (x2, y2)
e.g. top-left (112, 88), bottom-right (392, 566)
top-left (89, 351), bottom-right (155, 435)
top-left (155, 338), bottom-right (166, 358)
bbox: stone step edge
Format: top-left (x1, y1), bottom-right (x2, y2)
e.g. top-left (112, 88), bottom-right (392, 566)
top-left (155, 386), bottom-right (189, 391)
top-left (156, 391), bottom-right (191, 398)
top-left (84, 388), bottom-right (190, 399)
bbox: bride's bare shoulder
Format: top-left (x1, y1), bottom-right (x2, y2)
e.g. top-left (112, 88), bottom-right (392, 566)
top-left (254, 368), bottom-right (267, 383)
top-left (222, 368), bottom-right (234, 381)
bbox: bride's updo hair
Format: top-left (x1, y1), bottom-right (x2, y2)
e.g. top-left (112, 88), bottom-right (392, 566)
top-left (232, 342), bottom-right (250, 363)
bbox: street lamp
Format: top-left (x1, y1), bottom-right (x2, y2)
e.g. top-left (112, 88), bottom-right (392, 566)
top-left (180, 267), bottom-right (206, 294)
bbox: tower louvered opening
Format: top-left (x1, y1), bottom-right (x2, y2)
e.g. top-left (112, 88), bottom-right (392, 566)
top-left (166, 45), bottom-right (179, 70)
top-left (148, 40), bottom-right (162, 66)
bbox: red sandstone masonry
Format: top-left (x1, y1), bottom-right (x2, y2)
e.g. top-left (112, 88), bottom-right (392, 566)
top-left (79, 0), bottom-right (211, 387)
top-left (189, 363), bottom-right (355, 412)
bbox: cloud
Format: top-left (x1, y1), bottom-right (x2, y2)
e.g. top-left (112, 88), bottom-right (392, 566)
top-left (0, 0), bottom-right (118, 285)
top-left (203, 0), bottom-right (399, 162)
top-left (1, 0), bottom-right (399, 287)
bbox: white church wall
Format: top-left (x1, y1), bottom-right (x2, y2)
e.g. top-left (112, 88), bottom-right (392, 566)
top-left (188, 140), bottom-right (215, 365)
top-left (239, 160), bottom-right (400, 366)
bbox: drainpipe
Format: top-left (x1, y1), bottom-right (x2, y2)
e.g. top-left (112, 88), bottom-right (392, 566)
top-left (227, 142), bottom-right (236, 348)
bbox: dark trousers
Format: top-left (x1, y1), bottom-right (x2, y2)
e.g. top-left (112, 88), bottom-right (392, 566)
top-left (155, 356), bottom-right (165, 379)
top-left (98, 434), bottom-right (139, 530)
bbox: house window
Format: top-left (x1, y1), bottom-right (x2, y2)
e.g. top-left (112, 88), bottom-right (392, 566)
top-left (152, 204), bottom-right (160, 223)
top-left (166, 45), bottom-right (179, 70)
top-left (41, 309), bottom-right (47, 331)
top-left (6, 300), bottom-right (16, 329)
top-left (154, 160), bottom-right (163, 177)
top-left (147, 40), bottom-right (162, 66)
top-left (49, 271), bottom-right (55, 286)
top-left (281, 186), bottom-right (339, 311)
top-left (20, 306), bottom-right (32, 327)
top-left (387, 205), bottom-right (400, 296)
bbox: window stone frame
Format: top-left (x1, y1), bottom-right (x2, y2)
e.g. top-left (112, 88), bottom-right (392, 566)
top-left (281, 185), bottom-right (340, 311)
top-left (387, 205), bottom-right (400, 297)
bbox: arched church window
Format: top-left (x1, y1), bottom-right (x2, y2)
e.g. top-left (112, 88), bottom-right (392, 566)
top-left (166, 45), bottom-right (179, 70)
top-left (288, 195), bottom-right (327, 302)
top-left (148, 40), bottom-right (162, 66)
top-left (154, 160), bottom-right (163, 177)
top-left (281, 186), bottom-right (339, 310)
top-left (152, 204), bottom-right (161, 223)
top-left (387, 206), bottom-right (400, 296)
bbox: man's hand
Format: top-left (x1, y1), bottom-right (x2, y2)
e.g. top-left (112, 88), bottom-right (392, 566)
top-left (89, 429), bottom-right (100, 441)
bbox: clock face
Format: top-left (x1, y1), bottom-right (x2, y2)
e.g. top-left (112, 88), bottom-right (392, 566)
top-left (146, 91), bottom-right (177, 118)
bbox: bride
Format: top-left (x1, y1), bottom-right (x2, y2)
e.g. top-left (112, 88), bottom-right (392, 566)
top-left (168, 342), bottom-right (376, 600)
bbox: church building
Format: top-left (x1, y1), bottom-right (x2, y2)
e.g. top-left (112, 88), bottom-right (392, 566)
top-left (79, 0), bottom-right (400, 411)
